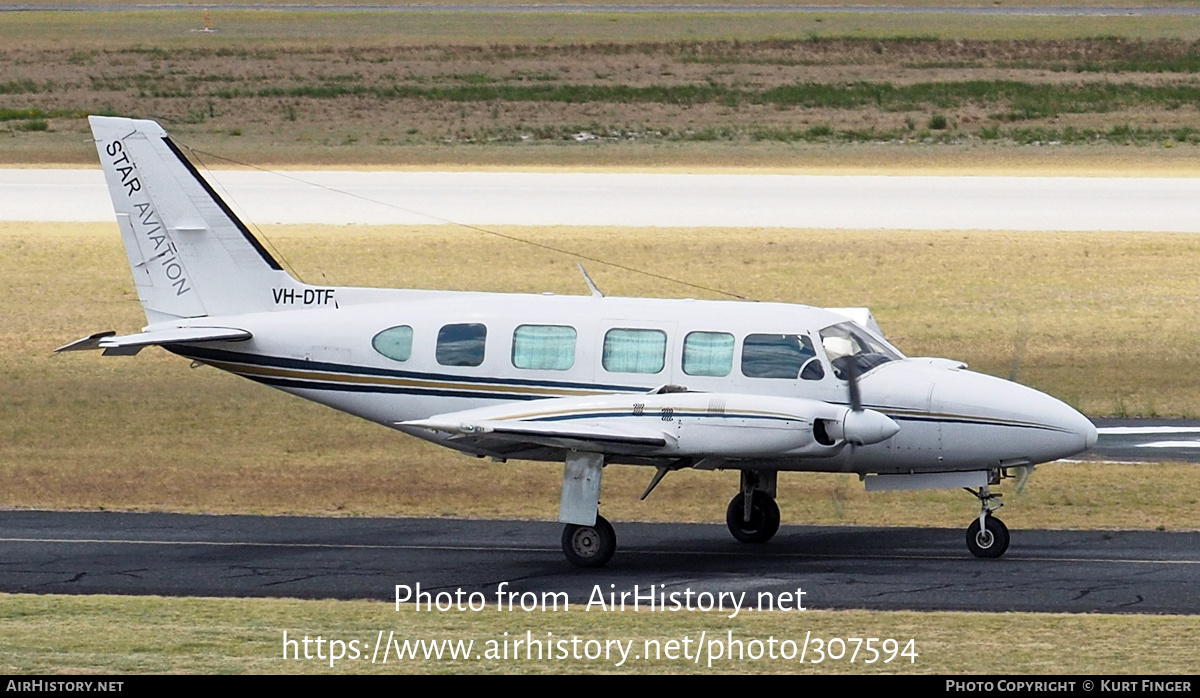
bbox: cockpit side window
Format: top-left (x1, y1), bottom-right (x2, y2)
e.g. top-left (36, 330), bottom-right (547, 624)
top-left (819, 321), bottom-right (902, 379)
top-left (741, 333), bottom-right (819, 379)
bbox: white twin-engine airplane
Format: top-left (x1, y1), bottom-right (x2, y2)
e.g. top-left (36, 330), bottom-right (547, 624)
top-left (61, 116), bottom-right (1098, 567)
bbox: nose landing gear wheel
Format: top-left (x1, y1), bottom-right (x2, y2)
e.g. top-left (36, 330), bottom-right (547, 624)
top-left (725, 493), bottom-right (781, 544)
top-left (966, 515), bottom-right (1010, 559)
top-left (562, 515), bottom-right (616, 568)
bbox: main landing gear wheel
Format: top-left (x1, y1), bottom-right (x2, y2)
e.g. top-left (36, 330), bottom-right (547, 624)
top-left (725, 493), bottom-right (781, 544)
top-left (966, 515), bottom-right (1010, 559)
top-left (562, 515), bottom-right (616, 568)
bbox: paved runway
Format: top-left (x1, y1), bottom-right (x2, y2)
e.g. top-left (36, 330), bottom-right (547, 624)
top-left (5, 169), bottom-right (1200, 231)
top-left (2, 511), bottom-right (1197, 614)
top-left (1092, 420), bottom-right (1200, 463)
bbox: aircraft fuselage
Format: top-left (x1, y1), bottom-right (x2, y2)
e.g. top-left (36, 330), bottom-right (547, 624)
top-left (165, 287), bottom-right (1096, 476)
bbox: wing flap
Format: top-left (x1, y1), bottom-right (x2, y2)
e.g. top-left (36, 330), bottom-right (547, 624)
top-left (401, 416), bottom-right (672, 455)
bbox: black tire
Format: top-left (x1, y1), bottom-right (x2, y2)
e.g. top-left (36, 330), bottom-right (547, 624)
top-left (562, 515), bottom-right (617, 568)
top-left (725, 493), bottom-right (781, 544)
top-left (966, 515), bottom-right (1010, 559)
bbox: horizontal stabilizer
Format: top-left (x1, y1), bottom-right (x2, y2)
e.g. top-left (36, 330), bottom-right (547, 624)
top-left (54, 331), bottom-right (118, 353)
top-left (55, 327), bottom-right (251, 356)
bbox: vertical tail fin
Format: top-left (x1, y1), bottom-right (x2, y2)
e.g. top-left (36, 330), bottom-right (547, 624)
top-left (90, 115), bottom-right (303, 324)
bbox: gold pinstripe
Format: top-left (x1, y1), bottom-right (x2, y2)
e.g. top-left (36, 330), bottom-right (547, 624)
top-left (200, 358), bottom-right (604, 398)
top-left (199, 356), bottom-right (1072, 433)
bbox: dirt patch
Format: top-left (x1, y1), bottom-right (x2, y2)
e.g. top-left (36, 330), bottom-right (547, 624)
top-left (4, 36), bottom-right (1200, 165)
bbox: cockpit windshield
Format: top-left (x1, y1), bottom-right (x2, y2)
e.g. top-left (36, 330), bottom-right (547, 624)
top-left (818, 321), bottom-right (903, 379)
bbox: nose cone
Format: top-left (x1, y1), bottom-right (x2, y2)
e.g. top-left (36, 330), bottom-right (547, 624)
top-left (931, 369), bottom-right (1097, 464)
top-left (859, 361), bottom-right (1098, 467)
top-left (1044, 400), bottom-right (1097, 456)
top-left (1081, 416), bottom-right (1099, 450)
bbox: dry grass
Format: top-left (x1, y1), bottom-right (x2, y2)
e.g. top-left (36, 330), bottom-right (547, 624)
top-left (2, 221), bottom-right (1199, 526)
top-left (2, 594), bottom-right (1197, 674)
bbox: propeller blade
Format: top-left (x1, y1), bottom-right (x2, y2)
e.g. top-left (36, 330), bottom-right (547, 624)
top-left (845, 356), bottom-right (862, 412)
top-left (1013, 464), bottom-right (1036, 494)
top-left (1008, 320), bottom-right (1028, 383)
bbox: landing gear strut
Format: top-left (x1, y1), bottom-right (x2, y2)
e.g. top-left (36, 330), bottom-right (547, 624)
top-left (725, 470), bottom-right (780, 544)
top-left (558, 451), bottom-right (615, 567)
top-left (562, 515), bottom-right (616, 568)
top-left (965, 484), bottom-right (1009, 558)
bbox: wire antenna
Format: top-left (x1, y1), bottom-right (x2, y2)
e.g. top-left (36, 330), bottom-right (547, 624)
top-left (182, 145), bottom-right (305, 283)
top-left (177, 141), bottom-right (754, 301)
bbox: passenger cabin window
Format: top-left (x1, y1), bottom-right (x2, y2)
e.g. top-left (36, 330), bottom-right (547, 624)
top-left (512, 324), bottom-right (576, 371)
top-left (371, 325), bottom-right (413, 362)
top-left (682, 331), bottom-right (734, 377)
top-left (741, 333), bottom-right (823, 380)
top-left (437, 323), bottom-right (487, 367)
top-left (602, 328), bottom-right (666, 374)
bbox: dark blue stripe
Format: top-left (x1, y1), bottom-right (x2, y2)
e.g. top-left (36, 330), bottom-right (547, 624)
top-left (253, 374), bottom-right (1070, 434)
top-left (171, 348), bottom-right (1071, 435)
top-left (170, 345), bottom-right (642, 393)
top-left (890, 414), bottom-right (1069, 433)
top-left (246, 375), bottom-right (546, 401)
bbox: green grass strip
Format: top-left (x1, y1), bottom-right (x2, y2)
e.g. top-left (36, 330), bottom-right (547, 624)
top-left (206, 80), bottom-right (1200, 119)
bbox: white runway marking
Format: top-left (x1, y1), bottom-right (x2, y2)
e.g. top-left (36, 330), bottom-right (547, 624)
top-left (1136, 440), bottom-right (1200, 449)
top-left (3, 537), bottom-right (1198, 565)
top-left (5, 169), bottom-right (1200, 231)
top-left (1097, 427), bottom-right (1200, 435)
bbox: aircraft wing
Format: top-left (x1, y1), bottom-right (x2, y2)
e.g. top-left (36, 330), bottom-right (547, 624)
top-left (401, 415), bottom-right (674, 456)
top-left (401, 389), bottom-right (898, 460)
top-left (55, 327), bottom-right (251, 356)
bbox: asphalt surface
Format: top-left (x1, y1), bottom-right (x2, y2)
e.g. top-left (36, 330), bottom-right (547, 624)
top-left (1091, 419), bottom-right (1200, 463)
top-left (2, 511), bottom-right (1197, 614)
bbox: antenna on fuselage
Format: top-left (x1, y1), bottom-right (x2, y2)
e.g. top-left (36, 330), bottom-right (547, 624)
top-left (577, 263), bottom-right (604, 298)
